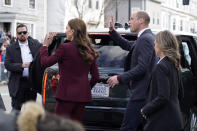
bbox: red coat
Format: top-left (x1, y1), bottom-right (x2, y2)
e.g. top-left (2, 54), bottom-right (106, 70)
top-left (40, 41), bottom-right (99, 102)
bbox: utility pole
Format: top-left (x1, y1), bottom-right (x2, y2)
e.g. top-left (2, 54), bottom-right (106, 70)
top-left (115, 0), bottom-right (118, 22)
top-left (128, 0), bottom-right (131, 21)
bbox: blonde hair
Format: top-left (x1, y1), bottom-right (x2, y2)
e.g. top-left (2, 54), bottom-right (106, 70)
top-left (17, 101), bottom-right (45, 131)
top-left (17, 101), bottom-right (85, 131)
top-left (155, 30), bottom-right (181, 70)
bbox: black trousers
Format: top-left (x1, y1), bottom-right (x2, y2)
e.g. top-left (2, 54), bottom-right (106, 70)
top-left (0, 94), bottom-right (6, 110)
top-left (11, 77), bottom-right (37, 110)
top-left (120, 99), bottom-right (145, 131)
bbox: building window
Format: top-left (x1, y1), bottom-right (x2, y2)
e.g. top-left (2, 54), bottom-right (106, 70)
top-left (157, 13), bottom-right (160, 25)
top-left (29, 0), bottom-right (35, 9)
top-left (190, 23), bottom-right (195, 33)
top-left (180, 20), bottom-right (183, 31)
top-left (89, 0), bottom-right (92, 8)
top-left (96, 1), bottom-right (99, 9)
top-left (5, 0), bottom-right (11, 6)
top-left (152, 12), bottom-right (155, 25)
top-left (73, 0), bottom-right (78, 6)
top-left (173, 18), bottom-right (176, 31)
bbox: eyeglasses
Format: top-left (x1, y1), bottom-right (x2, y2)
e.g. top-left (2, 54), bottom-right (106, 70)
top-left (17, 31), bottom-right (27, 35)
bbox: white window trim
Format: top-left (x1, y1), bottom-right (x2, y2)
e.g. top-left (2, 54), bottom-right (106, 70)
top-left (28, 0), bottom-right (36, 10)
top-left (3, 0), bottom-right (13, 7)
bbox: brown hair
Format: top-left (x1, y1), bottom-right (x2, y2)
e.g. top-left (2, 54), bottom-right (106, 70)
top-left (16, 24), bottom-right (28, 32)
top-left (68, 18), bottom-right (99, 64)
top-left (17, 101), bottom-right (85, 131)
top-left (155, 30), bottom-right (181, 70)
top-left (136, 11), bottom-right (150, 25)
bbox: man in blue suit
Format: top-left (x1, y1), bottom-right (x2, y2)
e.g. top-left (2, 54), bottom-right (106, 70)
top-left (107, 11), bottom-right (156, 131)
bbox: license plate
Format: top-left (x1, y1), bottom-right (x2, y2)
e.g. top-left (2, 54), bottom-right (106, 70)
top-left (91, 83), bottom-right (110, 97)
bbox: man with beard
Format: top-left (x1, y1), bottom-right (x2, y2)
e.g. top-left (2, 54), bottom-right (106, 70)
top-left (107, 11), bottom-right (156, 131)
top-left (5, 24), bottom-right (42, 112)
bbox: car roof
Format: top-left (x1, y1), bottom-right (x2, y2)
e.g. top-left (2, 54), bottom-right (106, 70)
top-left (152, 29), bottom-right (197, 37)
top-left (56, 28), bottom-right (197, 37)
top-left (88, 28), bottom-right (136, 36)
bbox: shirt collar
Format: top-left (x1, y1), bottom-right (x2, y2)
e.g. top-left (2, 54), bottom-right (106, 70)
top-left (157, 56), bottom-right (166, 64)
top-left (19, 40), bottom-right (28, 46)
top-left (137, 28), bottom-right (149, 38)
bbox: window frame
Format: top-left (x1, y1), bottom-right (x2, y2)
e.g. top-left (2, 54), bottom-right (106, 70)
top-left (88, 0), bottom-right (92, 9)
top-left (3, 0), bottom-right (12, 7)
top-left (28, 0), bottom-right (36, 9)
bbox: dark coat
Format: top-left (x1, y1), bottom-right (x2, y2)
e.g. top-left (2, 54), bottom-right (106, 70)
top-left (0, 94), bottom-right (5, 110)
top-left (4, 37), bottom-right (42, 97)
top-left (110, 29), bottom-right (156, 100)
top-left (142, 57), bottom-right (183, 131)
top-left (40, 41), bottom-right (99, 102)
top-left (0, 110), bottom-right (17, 131)
top-left (29, 47), bottom-right (44, 94)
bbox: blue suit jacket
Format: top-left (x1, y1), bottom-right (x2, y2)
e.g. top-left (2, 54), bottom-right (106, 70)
top-left (110, 29), bottom-right (156, 100)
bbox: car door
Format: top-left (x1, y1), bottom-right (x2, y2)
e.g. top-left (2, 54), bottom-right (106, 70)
top-left (83, 33), bottom-right (137, 129)
top-left (178, 35), bottom-right (197, 130)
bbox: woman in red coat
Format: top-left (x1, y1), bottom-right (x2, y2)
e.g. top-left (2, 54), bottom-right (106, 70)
top-left (40, 18), bottom-right (99, 121)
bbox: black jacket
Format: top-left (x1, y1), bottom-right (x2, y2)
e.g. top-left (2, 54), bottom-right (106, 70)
top-left (5, 37), bottom-right (42, 97)
top-left (29, 49), bottom-right (44, 94)
top-left (0, 110), bottom-right (17, 131)
top-left (142, 57), bottom-right (183, 131)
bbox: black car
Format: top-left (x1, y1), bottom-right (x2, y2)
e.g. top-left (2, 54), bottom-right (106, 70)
top-left (41, 29), bottom-right (197, 131)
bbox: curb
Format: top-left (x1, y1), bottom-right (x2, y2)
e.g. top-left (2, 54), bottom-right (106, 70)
top-left (0, 81), bottom-right (8, 86)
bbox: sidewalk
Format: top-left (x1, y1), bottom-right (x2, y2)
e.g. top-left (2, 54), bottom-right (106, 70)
top-left (0, 80), bottom-right (8, 85)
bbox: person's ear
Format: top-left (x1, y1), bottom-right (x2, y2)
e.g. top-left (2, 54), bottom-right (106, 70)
top-left (139, 18), bottom-right (144, 24)
top-left (71, 29), bottom-right (74, 34)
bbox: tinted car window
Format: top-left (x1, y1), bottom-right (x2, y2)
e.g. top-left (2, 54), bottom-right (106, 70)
top-left (194, 36), bottom-right (197, 45)
top-left (90, 34), bottom-right (135, 68)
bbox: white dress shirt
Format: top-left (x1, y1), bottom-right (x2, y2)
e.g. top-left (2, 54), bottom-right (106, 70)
top-left (138, 28), bottom-right (150, 38)
top-left (157, 56), bottom-right (166, 64)
top-left (19, 40), bottom-right (33, 77)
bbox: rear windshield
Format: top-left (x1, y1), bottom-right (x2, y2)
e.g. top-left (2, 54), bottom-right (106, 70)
top-left (89, 34), bottom-right (136, 68)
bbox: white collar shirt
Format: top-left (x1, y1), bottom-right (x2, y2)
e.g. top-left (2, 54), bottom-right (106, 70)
top-left (137, 28), bottom-right (150, 38)
top-left (157, 56), bottom-right (166, 64)
top-left (19, 40), bottom-right (33, 77)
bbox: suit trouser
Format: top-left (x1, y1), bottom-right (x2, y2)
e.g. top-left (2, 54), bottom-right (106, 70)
top-left (120, 99), bottom-right (145, 131)
top-left (55, 99), bottom-right (86, 121)
top-left (11, 77), bottom-right (37, 110)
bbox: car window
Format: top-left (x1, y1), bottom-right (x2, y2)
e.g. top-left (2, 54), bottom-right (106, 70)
top-left (194, 36), bottom-right (197, 46)
top-left (182, 42), bottom-right (191, 66)
top-left (90, 35), bottom-right (136, 68)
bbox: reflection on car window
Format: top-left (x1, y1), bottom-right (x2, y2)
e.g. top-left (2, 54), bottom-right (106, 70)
top-left (96, 45), bottom-right (128, 68)
top-left (90, 34), bottom-right (136, 68)
top-left (182, 42), bottom-right (191, 66)
top-left (194, 37), bottom-right (197, 46)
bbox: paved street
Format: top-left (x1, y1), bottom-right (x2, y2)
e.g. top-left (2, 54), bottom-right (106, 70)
top-left (0, 84), bottom-right (42, 112)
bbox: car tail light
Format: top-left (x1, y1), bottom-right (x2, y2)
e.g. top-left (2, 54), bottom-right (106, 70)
top-left (50, 74), bottom-right (60, 91)
top-left (42, 72), bottom-right (48, 105)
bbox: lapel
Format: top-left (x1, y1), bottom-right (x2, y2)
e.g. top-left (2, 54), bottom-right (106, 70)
top-left (28, 38), bottom-right (35, 58)
top-left (14, 41), bottom-right (23, 63)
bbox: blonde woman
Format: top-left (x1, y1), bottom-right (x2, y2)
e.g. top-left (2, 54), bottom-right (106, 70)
top-left (141, 30), bottom-right (183, 131)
